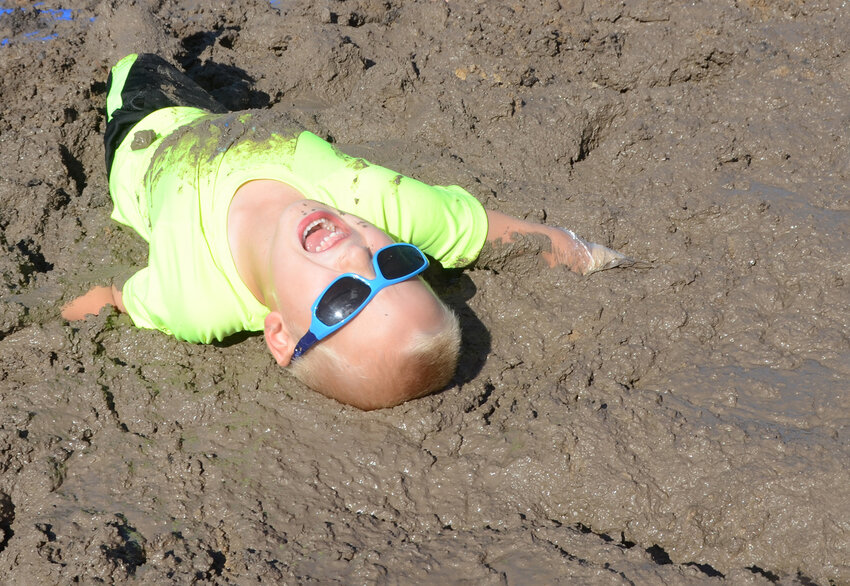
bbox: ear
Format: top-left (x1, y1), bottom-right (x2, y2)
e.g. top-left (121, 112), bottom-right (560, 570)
top-left (263, 311), bottom-right (296, 367)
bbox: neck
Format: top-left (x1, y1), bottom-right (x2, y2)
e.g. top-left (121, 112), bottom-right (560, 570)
top-left (227, 180), bottom-right (303, 307)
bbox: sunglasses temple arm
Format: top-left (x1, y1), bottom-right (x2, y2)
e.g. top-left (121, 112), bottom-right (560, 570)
top-left (291, 331), bottom-right (320, 360)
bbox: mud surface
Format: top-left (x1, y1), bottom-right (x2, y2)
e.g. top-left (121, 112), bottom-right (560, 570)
top-left (2, 0), bottom-right (849, 583)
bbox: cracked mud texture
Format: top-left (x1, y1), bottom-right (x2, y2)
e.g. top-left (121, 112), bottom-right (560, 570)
top-left (1, 0), bottom-right (849, 583)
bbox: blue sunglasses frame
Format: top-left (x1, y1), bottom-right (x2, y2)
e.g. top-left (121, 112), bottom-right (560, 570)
top-left (291, 243), bottom-right (429, 360)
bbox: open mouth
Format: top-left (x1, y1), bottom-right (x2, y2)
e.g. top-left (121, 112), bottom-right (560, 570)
top-left (298, 211), bottom-right (349, 253)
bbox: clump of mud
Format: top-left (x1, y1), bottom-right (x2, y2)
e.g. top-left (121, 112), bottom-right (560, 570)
top-left (1, 0), bottom-right (848, 583)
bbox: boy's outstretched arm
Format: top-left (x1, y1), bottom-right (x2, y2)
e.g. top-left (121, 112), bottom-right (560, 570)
top-left (61, 285), bottom-right (126, 321)
top-left (482, 209), bottom-right (646, 275)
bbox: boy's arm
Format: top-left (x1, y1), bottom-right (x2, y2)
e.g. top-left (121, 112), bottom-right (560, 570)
top-left (61, 285), bottom-right (126, 321)
top-left (481, 209), bottom-right (647, 275)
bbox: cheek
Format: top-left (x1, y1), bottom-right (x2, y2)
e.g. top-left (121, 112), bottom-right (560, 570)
top-left (365, 226), bottom-right (395, 250)
top-left (277, 260), bottom-right (324, 320)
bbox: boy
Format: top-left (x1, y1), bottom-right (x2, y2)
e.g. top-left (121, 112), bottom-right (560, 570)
top-left (62, 54), bottom-right (640, 410)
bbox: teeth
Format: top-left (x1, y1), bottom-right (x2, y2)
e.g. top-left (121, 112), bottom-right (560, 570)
top-left (302, 218), bottom-right (334, 241)
top-left (302, 218), bottom-right (344, 252)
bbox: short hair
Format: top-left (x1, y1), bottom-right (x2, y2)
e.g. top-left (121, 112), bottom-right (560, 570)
top-left (287, 301), bottom-right (461, 410)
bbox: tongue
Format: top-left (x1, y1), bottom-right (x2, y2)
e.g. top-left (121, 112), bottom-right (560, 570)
top-left (305, 227), bottom-right (335, 252)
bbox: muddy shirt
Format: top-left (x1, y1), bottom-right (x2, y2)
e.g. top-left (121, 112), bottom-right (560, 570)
top-left (108, 108), bottom-right (488, 343)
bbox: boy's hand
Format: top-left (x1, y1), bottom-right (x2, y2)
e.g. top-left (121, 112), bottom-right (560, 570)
top-left (548, 227), bottom-right (651, 275)
top-left (484, 209), bottom-right (650, 275)
top-left (61, 285), bottom-right (125, 321)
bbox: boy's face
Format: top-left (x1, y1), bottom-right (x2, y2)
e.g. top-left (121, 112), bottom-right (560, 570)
top-left (265, 200), bottom-right (447, 369)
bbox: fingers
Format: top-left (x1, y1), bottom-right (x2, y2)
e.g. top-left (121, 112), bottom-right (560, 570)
top-left (584, 242), bottom-right (653, 275)
top-left (551, 228), bottom-right (651, 275)
top-left (551, 227), bottom-right (594, 273)
top-left (60, 297), bottom-right (87, 321)
top-left (60, 286), bottom-right (117, 321)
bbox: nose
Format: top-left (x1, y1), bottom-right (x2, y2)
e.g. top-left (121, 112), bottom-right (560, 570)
top-left (336, 245), bottom-right (375, 278)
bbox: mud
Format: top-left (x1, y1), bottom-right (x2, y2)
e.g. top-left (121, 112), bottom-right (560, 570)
top-left (1, 0), bottom-right (849, 583)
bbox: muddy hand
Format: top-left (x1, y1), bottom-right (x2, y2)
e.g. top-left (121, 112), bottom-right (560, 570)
top-left (553, 228), bottom-right (651, 275)
top-left (585, 241), bottom-right (652, 274)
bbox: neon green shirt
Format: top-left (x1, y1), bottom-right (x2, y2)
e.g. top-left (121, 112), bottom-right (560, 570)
top-left (108, 108), bottom-right (489, 343)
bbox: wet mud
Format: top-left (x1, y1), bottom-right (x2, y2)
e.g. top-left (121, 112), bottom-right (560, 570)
top-left (1, 0), bottom-right (849, 583)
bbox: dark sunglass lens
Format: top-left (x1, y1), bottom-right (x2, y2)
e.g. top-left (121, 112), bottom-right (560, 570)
top-left (315, 277), bottom-right (371, 326)
top-left (377, 245), bottom-right (425, 280)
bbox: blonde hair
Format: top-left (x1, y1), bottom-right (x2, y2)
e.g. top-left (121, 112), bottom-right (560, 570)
top-left (288, 302), bottom-right (461, 410)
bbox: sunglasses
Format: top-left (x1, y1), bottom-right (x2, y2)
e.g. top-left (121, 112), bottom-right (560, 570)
top-left (291, 243), bottom-right (429, 360)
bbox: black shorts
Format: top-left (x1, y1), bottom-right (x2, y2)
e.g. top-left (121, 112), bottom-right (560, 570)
top-left (103, 53), bottom-right (227, 178)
